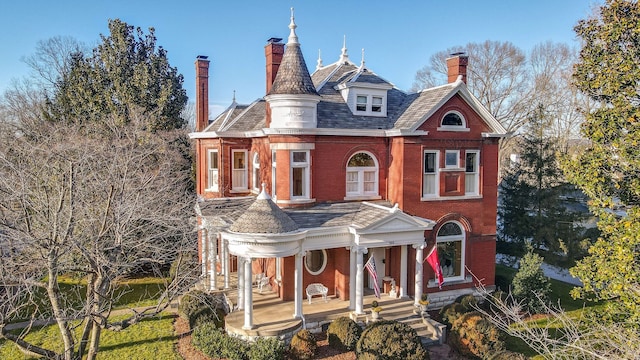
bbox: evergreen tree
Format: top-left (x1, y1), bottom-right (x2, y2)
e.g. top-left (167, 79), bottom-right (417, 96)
top-left (565, 0), bottom-right (640, 319)
top-left (498, 105), bottom-right (577, 252)
top-left (47, 19), bottom-right (187, 132)
top-left (512, 249), bottom-right (551, 314)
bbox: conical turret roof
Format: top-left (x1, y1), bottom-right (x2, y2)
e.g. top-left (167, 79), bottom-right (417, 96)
top-left (228, 185), bottom-right (300, 234)
top-left (268, 9), bottom-right (318, 96)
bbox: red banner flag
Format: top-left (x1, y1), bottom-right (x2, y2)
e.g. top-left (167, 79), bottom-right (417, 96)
top-left (424, 246), bottom-right (444, 289)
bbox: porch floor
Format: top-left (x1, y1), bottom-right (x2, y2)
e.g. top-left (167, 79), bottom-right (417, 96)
top-left (223, 286), bottom-right (432, 340)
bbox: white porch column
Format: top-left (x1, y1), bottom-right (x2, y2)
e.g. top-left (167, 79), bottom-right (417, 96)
top-left (348, 247), bottom-right (356, 310)
top-left (223, 239), bottom-right (230, 290)
top-left (293, 252), bottom-right (303, 319)
top-left (243, 257), bottom-right (253, 330)
top-left (201, 228), bottom-right (207, 277)
top-left (413, 243), bottom-right (425, 306)
top-left (355, 247), bottom-right (368, 315)
top-left (400, 245), bottom-right (408, 298)
top-left (208, 233), bottom-right (217, 290)
top-left (237, 256), bottom-right (244, 310)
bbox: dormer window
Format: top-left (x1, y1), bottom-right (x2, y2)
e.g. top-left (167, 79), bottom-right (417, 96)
top-left (356, 95), bottom-right (367, 111)
top-left (438, 111), bottom-right (470, 132)
top-left (372, 96), bottom-right (383, 112)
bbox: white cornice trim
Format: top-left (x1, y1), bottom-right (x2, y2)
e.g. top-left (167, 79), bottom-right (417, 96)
top-left (192, 128), bottom-right (431, 139)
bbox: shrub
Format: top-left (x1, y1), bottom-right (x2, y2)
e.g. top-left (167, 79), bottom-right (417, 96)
top-left (248, 336), bottom-right (286, 360)
top-left (192, 323), bottom-right (249, 360)
top-left (448, 311), bottom-right (504, 359)
top-left (289, 329), bottom-right (317, 360)
top-left (178, 290), bottom-right (226, 329)
top-left (460, 294), bottom-right (479, 312)
top-left (439, 302), bottom-right (466, 328)
top-left (512, 250), bottom-right (551, 314)
top-left (355, 320), bottom-right (429, 360)
top-left (327, 316), bottom-right (362, 351)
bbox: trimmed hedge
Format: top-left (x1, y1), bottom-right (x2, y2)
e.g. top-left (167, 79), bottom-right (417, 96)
top-left (289, 329), bottom-right (317, 360)
top-left (192, 323), bottom-right (249, 360)
top-left (439, 302), bottom-right (466, 329)
top-left (355, 320), bottom-right (429, 360)
top-left (248, 336), bottom-right (286, 360)
top-left (178, 290), bottom-right (226, 329)
top-left (448, 311), bottom-right (504, 359)
top-left (327, 316), bottom-right (362, 351)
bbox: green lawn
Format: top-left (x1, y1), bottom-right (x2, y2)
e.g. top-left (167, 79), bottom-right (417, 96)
top-left (0, 277), bottom-right (181, 359)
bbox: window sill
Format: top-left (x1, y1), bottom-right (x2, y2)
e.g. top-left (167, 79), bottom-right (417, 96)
top-left (421, 195), bottom-right (483, 202)
top-left (437, 126), bottom-right (470, 132)
top-left (204, 188), bottom-right (219, 193)
top-left (275, 198), bottom-right (316, 205)
top-left (440, 167), bottom-right (464, 172)
top-left (427, 275), bottom-right (472, 288)
top-left (344, 195), bottom-right (382, 201)
top-left (230, 189), bottom-right (250, 194)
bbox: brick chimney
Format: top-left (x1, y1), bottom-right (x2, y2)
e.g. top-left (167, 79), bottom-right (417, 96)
top-left (446, 52), bottom-right (468, 84)
top-left (195, 55), bottom-right (210, 132)
top-left (265, 38), bottom-right (284, 128)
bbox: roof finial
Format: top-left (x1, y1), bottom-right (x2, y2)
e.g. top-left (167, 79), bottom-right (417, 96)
top-left (316, 49), bottom-right (323, 70)
top-left (339, 35), bottom-right (349, 63)
top-left (360, 48), bottom-right (366, 68)
top-left (232, 90), bottom-right (236, 103)
top-left (288, 7), bottom-right (298, 45)
top-left (257, 183), bottom-right (272, 200)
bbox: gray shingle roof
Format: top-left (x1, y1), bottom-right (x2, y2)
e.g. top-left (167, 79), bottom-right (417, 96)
top-left (199, 198), bottom-right (396, 233)
top-left (268, 43), bottom-right (318, 96)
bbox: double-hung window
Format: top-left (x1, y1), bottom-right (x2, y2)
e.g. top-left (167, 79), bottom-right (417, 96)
top-left (346, 152), bottom-right (378, 197)
top-left (291, 151), bottom-right (309, 198)
top-left (423, 150), bottom-right (439, 197)
top-left (207, 149), bottom-right (219, 191)
top-left (465, 150), bottom-right (480, 195)
top-left (356, 95), bottom-right (368, 111)
top-left (232, 150), bottom-right (248, 191)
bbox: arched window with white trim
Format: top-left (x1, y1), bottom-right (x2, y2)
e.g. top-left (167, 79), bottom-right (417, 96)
top-left (438, 110), bottom-right (469, 132)
top-left (345, 152), bottom-right (379, 198)
top-left (436, 221), bottom-right (465, 282)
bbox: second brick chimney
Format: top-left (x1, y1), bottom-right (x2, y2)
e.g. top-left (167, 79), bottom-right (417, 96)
top-left (265, 38), bottom-right (284, 128)
top-left (195, 55), bottom-right (210, 132)
top-left (446, 52), bottom-right (468, 84)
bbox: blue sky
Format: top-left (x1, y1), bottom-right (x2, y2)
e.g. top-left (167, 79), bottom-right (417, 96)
top-left (1, 1), bottom-right (600, 116)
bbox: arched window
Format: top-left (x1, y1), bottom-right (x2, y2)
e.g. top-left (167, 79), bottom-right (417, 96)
top-left (252, 152), bottom-right (260, 192)
top-left (436, 221), bottom-right (465, 281)
top-left (440, 111), bottom-right (467, 129)
top-left (346, 152), bottom-right (379, 198)
top-left (304, 249), bottom-right (327, 275)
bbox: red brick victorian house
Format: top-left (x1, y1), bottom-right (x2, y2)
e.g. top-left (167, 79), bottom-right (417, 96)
top-left (190, 11), bottom-right (506, 330)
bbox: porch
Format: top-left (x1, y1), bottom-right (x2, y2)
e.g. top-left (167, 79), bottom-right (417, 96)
top-left (221, 285), bottom-right (445, 346)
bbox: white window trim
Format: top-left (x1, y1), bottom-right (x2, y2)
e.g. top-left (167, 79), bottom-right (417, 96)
top-left (421, 150), bottom-right (439, 199)
top-left (354, 93), bottom-right (387, 116)
top-left (436, 221), bottom-right (466, 283)
top-left (271, 150), bottom-right (277, 200)
top-left (444, 150), bottom-right (461, 169)
top-left (290, 150), bottom-right (310, 199)
top-left (304, 249), bottom-right (328, 275)
top-left (345, 151), bottom-right (380, 200)
top-left (438, 110), bottom-right (470, 132)
top-left (252, 152), bottom-right (260, 193)
top-left (206, 149), bottom-right (219, 192)
top-left (231, 149), bottom-right (248, 192)
top-left (465, 150), bottom-right (480, 195)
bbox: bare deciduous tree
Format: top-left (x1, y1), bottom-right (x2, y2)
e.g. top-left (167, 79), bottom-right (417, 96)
top-left (0, 106), bottom-right (198, 360)
top-left (474, 282), bottom-right (640, 360)
top-left (412, 40), bottom-right (586, 168)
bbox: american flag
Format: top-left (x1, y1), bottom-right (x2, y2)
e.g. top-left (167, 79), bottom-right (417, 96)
top-left (364, 255), bottom-right (381, 298)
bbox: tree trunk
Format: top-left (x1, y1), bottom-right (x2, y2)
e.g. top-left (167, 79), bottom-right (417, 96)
top-left (47, 255), bottom-right (75, 360)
